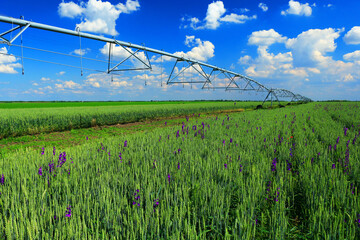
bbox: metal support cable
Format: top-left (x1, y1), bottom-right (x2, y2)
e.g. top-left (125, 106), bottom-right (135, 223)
top-left (0, 52), bottom-right (109, 74)
top-left (8, 43), bottom-right (134, 67)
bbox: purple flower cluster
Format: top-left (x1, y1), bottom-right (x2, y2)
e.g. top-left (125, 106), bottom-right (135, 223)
top-left (286, 160), bottom-right (292, 171)
top-left (153, 199), bottom-right (159, 212)
top-left (65, 205), bottom-right (72, 218)
top-left (0, 174), bottom-right (4, 185)
top-left (167, 174), bottom-right (171, 184)
top-left (271, 158), bottom-right (277, 172)
top-left (57, 152), bottom-right (67, 168)
top-left (133, 189), bottom-right (140, 207)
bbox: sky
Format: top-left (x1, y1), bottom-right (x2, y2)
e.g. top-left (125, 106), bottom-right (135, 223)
top-left (0, 0), bottom-right (359, 101)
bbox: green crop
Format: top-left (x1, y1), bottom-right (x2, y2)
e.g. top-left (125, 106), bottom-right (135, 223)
top-left (0, 102), bottom-right (359, 239)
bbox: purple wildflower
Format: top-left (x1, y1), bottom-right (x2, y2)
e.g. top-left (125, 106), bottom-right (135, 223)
top-left (239, 164), bottom-right (243, 172)
top-left (165, 121), bottom-right (167, 126)
top-left (53, 147), bottom-right (56, 156)
top-left (153, 198), bottom-right (159, 212)
top-left (38, 167), bottom-right (43, 176)
top-left (41, 147), bottom-right (45, 155)
top-left (224, 163), bottom-right (227, 168)
top-left (332, 164), bottom-right (336, 169)
top-left (124, 140), bottom-right (128, 147)
top-left (0, 174), bottom-right (4, 185)
top-left (230, 138), bottom-right (233, 143)
top-left (271, 158), bottom-right (277, 172)
top-left (177, 162), bottom-right (180, 170)
top-left (65, 205), bottom-right (72, 218)
top-left (167, 174), bottom-right (171, 184)
top-left (176, 130), bottom-right (180, 138)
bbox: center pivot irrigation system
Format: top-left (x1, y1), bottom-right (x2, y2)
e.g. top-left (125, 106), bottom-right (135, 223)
top-left (0, 16), bottom-right (311, 104)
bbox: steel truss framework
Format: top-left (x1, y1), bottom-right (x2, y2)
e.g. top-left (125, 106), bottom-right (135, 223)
top-left (0, 16), bottom-right (311, 104)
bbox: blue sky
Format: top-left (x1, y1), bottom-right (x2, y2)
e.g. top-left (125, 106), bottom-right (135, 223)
top-left (0, 0), bottom-right (359, 101)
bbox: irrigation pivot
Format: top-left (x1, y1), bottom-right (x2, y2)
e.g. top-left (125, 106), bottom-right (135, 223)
top-left (0, 15), bottom-right (311, 104)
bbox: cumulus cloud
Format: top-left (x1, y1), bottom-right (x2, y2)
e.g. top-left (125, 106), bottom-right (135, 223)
top-left (204, 1), bottom-right (226, 29)
top-left (83, 72), bottom-right (150, 90)
top-left (286, 28), bottom-right (342, 67)
top-left (182, 1), bottom-right (256, 30)
top-left (58, 0), bottom-right (140, 35)
top-left (248, 29), bottom-right (287, 46)
top-left (100, 43), bottom-right (131, 59)
top-left (153, 36), bottom-right (215, 63)
top-left (343, 50), bottom-right (360, 61)
top-left (243, 46), bottom-right (296, 78)
top-left (0, 47), bottom-right (21, 74)
top-left (220, 13), bottom-right (257, 24)
top-left (343, 27), bottom-right (360, 45)
top-left (258, 3), bottom-right (268, 12)
top-left (41, 77), bottom-right (51, 81)
top-left (240, 27), bottom-right (360, 92)
top-left (174, 36), bottom-right (215, 62)
top-left (55, 80), bottom-right (82, 90)
top-left (72, 48), bottom-right (91, 56)
top-left (58, 1), bottom-right (84, 18)
top-left (281, 0), bottom-right (312, 16)
top-left (342, 73), bottom-right (355, 82)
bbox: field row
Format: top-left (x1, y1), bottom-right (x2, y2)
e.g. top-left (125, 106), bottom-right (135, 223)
top-left (0, 101), bottom-right (262, 139)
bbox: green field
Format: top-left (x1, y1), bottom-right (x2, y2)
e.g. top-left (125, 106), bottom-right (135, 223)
top-left (0, 101), bottom-right (359, 239)
top-left (0, 101), bottom-right (276, 139)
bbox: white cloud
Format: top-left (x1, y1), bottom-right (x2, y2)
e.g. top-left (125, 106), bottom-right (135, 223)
top-left (57, 71), bottom-right (66, 76)
top-left (185, 36), bottom-right (196, 47)
top-left (220, 13), bottom-right (257, 24)
top-left (243, 46), bottom-right (295, 78)
top-left (174, 36), bottom-right (215, 62)
top-left (72, 48), bottom-right (91, 56)
top-left (239, 55), bottom-right (252, 64)
top-left (55, 80), bottom-right (82, 90)
top-left (343, 27), bottom-right (360, 45)
top-left (286, 28), bottom-right (342, 67)
top-left (241, 27), bottom-right (360, 94)
top-left (58, 1), bottom-right (84, 18)
top-left (281, 0), bottom-right (312, 16)
top-left (258, 3), bottom-right (268, 12)
top-left (183, 1), bottom-right (256, 30)
top-left (0, 47), bottom-right (21, 74)
top-left (116, 0), bottom-right (140, 13)
top-left (204, 1), bottom-right (226, 29)
top-left (100, 43), bottom-right (131, 59)
top-left (58, 0), bottom-right (140, 35)
top-left (248, 29), bottom-right (287, 46)
top-left (344, 50), bottom-right (360, 61)
top-left (32, 83), bottom-right (39, 86)
top-left (343, 73), bottom-right (355, 82)
top-left (154, 36), bottom-right (215, 63)
top-left (41, 77), bottom-right (50, 81)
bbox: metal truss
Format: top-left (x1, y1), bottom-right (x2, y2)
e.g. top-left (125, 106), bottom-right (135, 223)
top-left (0, 15), bottom-right (311, 104)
